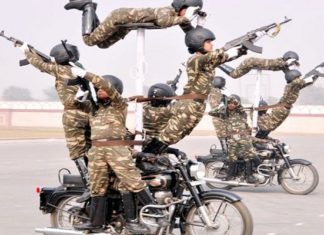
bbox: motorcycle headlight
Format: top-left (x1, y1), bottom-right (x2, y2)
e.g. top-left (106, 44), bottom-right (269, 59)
top-left (282, 143), bottom-right (291, 154)
top-left (189, 162), bottom-right (206, 180)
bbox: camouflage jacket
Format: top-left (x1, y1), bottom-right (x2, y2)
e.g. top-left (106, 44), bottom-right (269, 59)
top-left (25, 51), bottom-right (91, 112)
top-left (112, 6), bottom-right (189, 28)
top-left (83, 72), bottom-right (128, 140)
top-left (184, 49), bottom-right (229, 96)
top-left (208, 87), bottom-right (223, 109)
top-left (209, 106), bottom-right (250, 136)
top-left (143, 103), bottom-right (172, 138)
top-left (279, 78), bottom-right (306, 107)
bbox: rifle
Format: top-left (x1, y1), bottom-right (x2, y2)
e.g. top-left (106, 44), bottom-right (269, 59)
top-left (167, 68), bottom-right (183, 91)
top-left (61, 40), bottom-right (98, 112)
top-left (0, 30), bottom-right (52, 66)
top-left (223, 17), bottom-right (292, 54)
top-left (302, 62), bottom-right (324, 79)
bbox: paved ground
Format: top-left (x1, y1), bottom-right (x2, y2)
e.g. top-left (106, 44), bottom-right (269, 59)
top-left (0, 135), bottom-right (323, 235)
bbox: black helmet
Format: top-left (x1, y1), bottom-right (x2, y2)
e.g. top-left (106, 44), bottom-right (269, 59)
top-left (228, 94), bottom-right (241, 105)
top-left (102, 75), bottom-right (124, 94)
top-left (185, 26), bottom-right (215, 54)
top-left (50, 43), bottom-right (79, 64)
top-left (258, 99), bottom-right (268, 116)
top-left (284, 69), bottom-right (302, 83)
top-left (211, 76), bottom-right (226, 89)
top-left (148, 83), bottom-right (175, 107)
top-left (282, 51), bottom-right (299, 61)
top-left (171, 0), bottom-right (203, 12)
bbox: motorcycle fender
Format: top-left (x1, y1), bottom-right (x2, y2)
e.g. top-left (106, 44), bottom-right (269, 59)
top-left (277, 159), bottom-right (312, 185)
top-left (196, 154), bottom-right (225, 164)
top-left (40, 186), bottom-right (84, 214)
top-left (199, 189), bottom-right (242, 203)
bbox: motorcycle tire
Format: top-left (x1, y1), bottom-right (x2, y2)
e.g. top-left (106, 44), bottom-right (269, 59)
top-left (280, 163), bottom-right (319, 195)
top-left (185, 197), bottom-right (253, 235)
top-left (205, 160), bottom-right (232, 190)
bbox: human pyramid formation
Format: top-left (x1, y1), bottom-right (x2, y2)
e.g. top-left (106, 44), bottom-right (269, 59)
top-left (10, 0), bottom-right (324, 233)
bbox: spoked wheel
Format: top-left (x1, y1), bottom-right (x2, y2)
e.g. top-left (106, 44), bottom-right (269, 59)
top-left (280, 163), bottom-right (319, 195)
top-left (205, 160), bottom-right (232, 190)
top-left (185, 198), bottom-right (253, 235)
top-left (50, 196), bottom-right (88, 229)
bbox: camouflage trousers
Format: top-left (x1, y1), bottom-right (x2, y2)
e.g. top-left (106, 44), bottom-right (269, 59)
top-left (88, 146), bottom-right (146, 197)
top-left (258, 106), bottom-right (290, 132)
top-left (230, 57), bottom-right (286, 78)
top-left (62, 110), bottom-right (91, 160)
top-left (83, 8), bottom-right (153, 48)
top-left (159, 100), bottom-right (206, 145)
top-left (227, 136), bottom-right (257, 162)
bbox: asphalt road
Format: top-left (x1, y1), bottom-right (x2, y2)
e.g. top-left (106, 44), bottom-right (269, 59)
top-left (0, 135), bottom-right (323, 235)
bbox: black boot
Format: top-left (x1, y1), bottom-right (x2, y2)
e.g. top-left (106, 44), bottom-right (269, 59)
top-left (218, 64), bottom-right (234, 76)
top-left (74, 196), bottom-right (106, 231)
top-left (122, 192), bottom-right (150, 234)
top-left (64, 0), bottom-right (95, 11)
top-left (225, 161), bottom-right (237, 180)
top-left (82, 3), bottom-right (99, 35)
top-left (74, 157), bottom-right (91, 203)
top-left (142, 138), bottom-right (169, 154)
top-left (245, 160), bottom-right (258, 184)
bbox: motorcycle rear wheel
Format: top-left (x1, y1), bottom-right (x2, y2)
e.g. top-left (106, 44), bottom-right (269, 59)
top-left (205, 160), bottom-right (232, 190)
top-left (50, 196), bottom-right (87, 228)
top-left (280, 163), bottom-right (319, 195)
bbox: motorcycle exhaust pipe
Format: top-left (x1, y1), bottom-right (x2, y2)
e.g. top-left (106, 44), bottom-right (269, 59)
top-left (203, 177), bottom-right (254, 186)
top-left (35, 227), bottom-right (110, 235)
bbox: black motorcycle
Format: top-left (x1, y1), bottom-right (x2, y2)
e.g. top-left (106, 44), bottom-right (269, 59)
top-left (35, 152), bottom-right (253, 235)
top-left (197, 139), bottom-right (319, 195)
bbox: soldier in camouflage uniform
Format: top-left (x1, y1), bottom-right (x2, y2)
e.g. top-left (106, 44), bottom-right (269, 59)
top-left (218, 51), bottom-right (300, 79)
top-left (69, 66), bottom-right (164, 233)
top-left (208, 76), bottom-right (228, 152)
top-left (209, 94), bottom-right (259, 183)
top-left (256, 68), bottom-right (321, 138)
top-left (18, 43), bottom-right (92, 193)
top-left (143, 26), bottom-right (245, 154)
top-left (64, 0), bottom-right (203, 48)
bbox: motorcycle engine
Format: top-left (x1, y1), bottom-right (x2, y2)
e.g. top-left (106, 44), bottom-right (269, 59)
top-left (153, 191), bottom-right (173, 205)
top-left (257, 159), bottom-right (277, 180)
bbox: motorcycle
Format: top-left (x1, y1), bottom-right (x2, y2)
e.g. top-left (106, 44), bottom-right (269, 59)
top-left (197, 139), bottom-right (319, 195)
top-left (35, 151), bottom-right (253, 235)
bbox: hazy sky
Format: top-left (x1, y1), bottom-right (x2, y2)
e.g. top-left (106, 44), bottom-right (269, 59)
top-left (0, 0), bottom-right (323, 100)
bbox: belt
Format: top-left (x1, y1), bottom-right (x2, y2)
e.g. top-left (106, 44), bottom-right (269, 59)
top-left (92, 139), bottom-right (143, 147)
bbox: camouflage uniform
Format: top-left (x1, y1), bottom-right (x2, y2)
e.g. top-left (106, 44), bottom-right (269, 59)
top-left (258, 78), bottom-right (306, 132)
top-left (209, 106), bottom-right (256, 162)
top-left (25, 51), bottom-right (91, 160)
top-left (228, 57), bottom-right (287, 78)
top-left (82, 73), bottom-right (146, 196)
top-left (143, 103), bottom-right (173, 139)
top-left (84, 7), bottom-right (191, 48)
top-left (208, 87), bottom-right (226, 138)
top-left (158, 49), bottom-right (229, 145)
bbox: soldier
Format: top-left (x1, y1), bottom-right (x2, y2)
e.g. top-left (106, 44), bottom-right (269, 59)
top-left (218, 51), bottom-right (300, 78)
top-left (209, 94), bottom-right (259, 183)
top-left (143, 83), bottom-right (175, 139)
top-left (64, 0), bottom-right (203, 48)
top-left (142, 26), bottom-right (245, 154)
top-left (67, 65), bottom-right (165, 233)
top-left (256, 67), bottom-right (323, 138)
top-left (17, 43), bottom-right (92, 198)
top-left (208, 76), bottom-right (228, 152)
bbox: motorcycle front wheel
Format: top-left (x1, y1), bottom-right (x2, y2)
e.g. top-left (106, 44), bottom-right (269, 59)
top-left (280, 163), bottom-right (319, 195)
top-left (185, 198), bottom-right (253, 235)
top-left (50, 196), bottom-right (88, 229)
top-left (205, 160), bottom-right (232, 190)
